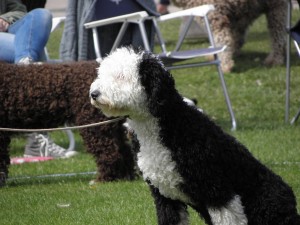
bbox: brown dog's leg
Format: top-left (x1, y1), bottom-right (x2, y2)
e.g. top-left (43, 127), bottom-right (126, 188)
top-left (264, 0), bottom-right (287, 66)
top-left (0, 132), bottom-right (11, 186)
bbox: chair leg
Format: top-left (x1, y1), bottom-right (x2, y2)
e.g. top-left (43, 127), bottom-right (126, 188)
top-left (285, 48), bottom-right (291, 123)
top-left (285, 0), bottom-right (292, 123)
top-left (62, 123), bottom-right (76, 152)
top-left (290, 107), bottom-right (300, 124)
top-left (216, 64), bottom-right (237, 131)
top-left (65, 129), bottom-right (75, 152)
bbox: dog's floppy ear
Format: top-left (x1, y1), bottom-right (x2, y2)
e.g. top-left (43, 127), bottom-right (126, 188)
top-left (138, 52), bottom-right (176, 116)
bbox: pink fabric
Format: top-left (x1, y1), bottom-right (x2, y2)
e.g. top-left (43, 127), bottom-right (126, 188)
top-left (11, 156), bottom-right (53, 164)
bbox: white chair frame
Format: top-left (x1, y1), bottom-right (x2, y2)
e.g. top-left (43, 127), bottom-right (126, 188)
top-left (84, 5), bottom-right (237, 130)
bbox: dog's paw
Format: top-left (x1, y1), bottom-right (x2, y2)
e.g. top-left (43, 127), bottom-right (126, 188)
top-left (0, 172), bottom-right (7, 187)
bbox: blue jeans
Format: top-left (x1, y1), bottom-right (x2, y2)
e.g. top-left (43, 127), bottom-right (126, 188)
top-left (0, 8), bottom-right (52, 63)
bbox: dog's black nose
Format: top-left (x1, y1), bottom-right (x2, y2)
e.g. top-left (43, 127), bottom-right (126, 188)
top-left (90, 90), bottom-right (100, 100)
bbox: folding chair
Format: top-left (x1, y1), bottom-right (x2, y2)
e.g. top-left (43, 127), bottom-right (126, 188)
top-left (84, 5), bottom-right (237, 130)
top-left (153, 5), bottom-right (236, 130)
top-left (286, 0), bottom-right (300, 124)
top-left (84, 11), bottom-right (150, 60)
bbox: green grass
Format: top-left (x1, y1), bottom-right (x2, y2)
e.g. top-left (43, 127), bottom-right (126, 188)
top-left (1, 14), bottom-right (300, 225)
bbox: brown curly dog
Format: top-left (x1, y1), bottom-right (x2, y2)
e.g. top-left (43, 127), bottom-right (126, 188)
top-left (172, 0), bottom-right (287, 72)
top-left (0, 61), bottom-right (135, 186)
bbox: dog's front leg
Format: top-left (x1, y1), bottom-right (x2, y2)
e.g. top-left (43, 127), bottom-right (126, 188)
top-left (148, 183), bottom-right (189, 225)
top-left (264, 0), bottom-right (286, 66)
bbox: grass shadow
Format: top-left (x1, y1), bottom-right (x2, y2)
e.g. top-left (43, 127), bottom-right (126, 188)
top-left (233, 50), bottom-right (300, 73)
top-left (6, 172), bottom-right (97, 188)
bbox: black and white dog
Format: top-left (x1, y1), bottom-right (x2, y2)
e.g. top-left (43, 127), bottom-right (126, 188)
top-left (90, 47), bottom-right (300, 225)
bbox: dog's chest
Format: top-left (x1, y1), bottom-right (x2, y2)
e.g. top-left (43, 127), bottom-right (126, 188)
top-left (129, 119), bottom-right (190, 203)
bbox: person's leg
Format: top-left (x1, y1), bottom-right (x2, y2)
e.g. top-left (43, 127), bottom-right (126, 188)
top-left (0, 33), bottom-right (15, 63)
top-left (8, 8), bottom-right (52, 63)
top-left (6, 9), bottom-right (75, 157)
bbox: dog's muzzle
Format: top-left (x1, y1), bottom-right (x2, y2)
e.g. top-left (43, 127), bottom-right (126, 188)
top-left (90, 90), bottom-right (100, 100)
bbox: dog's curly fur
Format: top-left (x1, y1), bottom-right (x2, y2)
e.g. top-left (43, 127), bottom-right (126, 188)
top-left (0, 61), bottom-right (135, 186)
top-left (171, 0), bottom-right (287, 72)
top-left (90, 47), bottom-right (300, 225)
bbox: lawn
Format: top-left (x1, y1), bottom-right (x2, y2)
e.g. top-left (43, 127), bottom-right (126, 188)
top-left (1, 11), bottom-right (300, 225)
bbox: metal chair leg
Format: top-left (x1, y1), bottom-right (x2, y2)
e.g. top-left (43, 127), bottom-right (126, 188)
top-left (64, 124), bottom-right (75, 152)
top-left (216, 64), bottom-right (237, 131)
top-left (291, 107), bottom-right (300, 124)
top-left (285, 0), bottom-right (292, 123)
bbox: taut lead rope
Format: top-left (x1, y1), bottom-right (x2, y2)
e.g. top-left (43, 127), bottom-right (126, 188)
top-left (0, 117), bottom-right (125, 132)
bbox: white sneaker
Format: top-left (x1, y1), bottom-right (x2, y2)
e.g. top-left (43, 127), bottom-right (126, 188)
top-left (24, 133), bottom-right (77, 158)
top-left (17, 57), bottom-right (43, 65)
top-left (17, 57), bottom-right (34, 65)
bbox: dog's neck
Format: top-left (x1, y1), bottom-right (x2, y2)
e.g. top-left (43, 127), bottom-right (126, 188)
top-left (127, 117), bottom-right (191, 203)
top-left (127, 117), bottom-right (158, 142)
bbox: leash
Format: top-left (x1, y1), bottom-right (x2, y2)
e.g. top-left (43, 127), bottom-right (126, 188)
top-left (0, 117), bottom-right (125, 132)
top-left (7, 171), bottom-right (97, 181)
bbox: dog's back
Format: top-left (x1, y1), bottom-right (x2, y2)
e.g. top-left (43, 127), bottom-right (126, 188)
top-left (140, 64), bottom-right (300, 223)
top-left (0, 61), bottom-right (98, 128)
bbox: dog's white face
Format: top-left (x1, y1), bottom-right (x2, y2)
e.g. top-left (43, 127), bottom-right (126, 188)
top-left (90, 47), bottom-right (148, 118)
